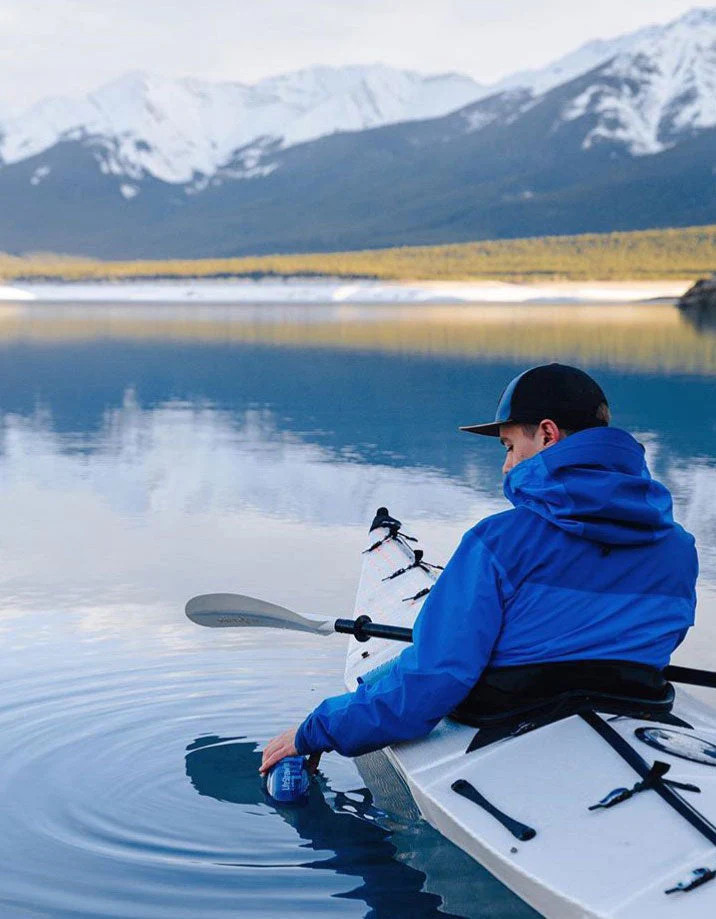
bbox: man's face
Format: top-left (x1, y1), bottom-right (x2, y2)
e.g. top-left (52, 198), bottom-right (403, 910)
top-left (499, 423), bottom-right (542, 475)
top-left (498, 421), bottom-right (567, 475)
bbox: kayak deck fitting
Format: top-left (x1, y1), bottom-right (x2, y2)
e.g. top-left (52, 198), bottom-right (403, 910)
top-left (344, 509), bottom-right (716, 918)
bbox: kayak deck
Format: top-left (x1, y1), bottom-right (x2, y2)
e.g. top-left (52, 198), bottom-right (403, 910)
top-left (344, 516), bottom-right (716, 918)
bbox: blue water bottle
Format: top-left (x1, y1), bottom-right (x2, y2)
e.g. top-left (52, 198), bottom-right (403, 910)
top-left (263, 755), bottom-right (311, 807)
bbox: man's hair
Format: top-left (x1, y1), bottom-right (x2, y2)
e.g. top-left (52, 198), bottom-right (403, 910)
top-left (520, 402), bottom-right (610, 437)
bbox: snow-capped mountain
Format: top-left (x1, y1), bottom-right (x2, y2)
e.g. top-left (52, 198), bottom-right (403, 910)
top-left (561, 7), bottom-right (716, 154)
top-left (491, 6), bottom-right (716, 156)
top-left (0, 65), bottom-right (484, 184)
top-left (0, 8), bottom-right (714, 258)
top-left (2, 8), bottom-right (714, 189)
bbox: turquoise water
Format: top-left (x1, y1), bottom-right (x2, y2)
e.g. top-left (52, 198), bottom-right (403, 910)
top-left (0, 301), bottom-right (713, 918)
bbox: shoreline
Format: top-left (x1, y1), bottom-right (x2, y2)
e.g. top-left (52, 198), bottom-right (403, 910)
top-left (0, 278), bottom-right (693, 305)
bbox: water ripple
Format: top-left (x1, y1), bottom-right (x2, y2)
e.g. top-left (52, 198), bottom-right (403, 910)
top-left (0, 652), bottom-right (534, 918)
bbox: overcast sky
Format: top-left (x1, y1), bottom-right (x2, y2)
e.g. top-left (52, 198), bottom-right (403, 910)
top-left (0, 0), bottom-right (707, 111)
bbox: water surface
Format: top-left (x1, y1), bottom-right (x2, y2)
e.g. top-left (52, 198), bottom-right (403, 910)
top-left (0, 299), bottom-right (713, 918)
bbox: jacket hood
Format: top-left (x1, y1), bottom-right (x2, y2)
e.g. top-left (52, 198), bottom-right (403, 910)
top-left (503, 427), bottom-right (674, 546)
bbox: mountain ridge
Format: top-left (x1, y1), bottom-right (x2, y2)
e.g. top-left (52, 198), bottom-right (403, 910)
top-left (0, 7), bottom-right (714, 256)
top-left (3, 8), bottom-right (715, 186)
top-left (0, 64), bottom-right (486, 184)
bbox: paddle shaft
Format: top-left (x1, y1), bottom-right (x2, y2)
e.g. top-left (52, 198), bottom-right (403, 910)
top-left (664, 665), bottom-right (716, 690)
top-left (333, 617), bottom-right (716, 690)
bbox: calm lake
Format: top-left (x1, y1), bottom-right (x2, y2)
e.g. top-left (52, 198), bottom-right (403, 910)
top-left (0, 298), bottom-right (714, 918)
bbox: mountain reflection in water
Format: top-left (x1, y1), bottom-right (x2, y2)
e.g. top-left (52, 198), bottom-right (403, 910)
top-left (0, 301), bottom-right (713, 374)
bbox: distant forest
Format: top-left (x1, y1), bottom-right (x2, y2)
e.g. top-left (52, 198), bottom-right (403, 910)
top-left (2, 225), bottom-right (714, 283)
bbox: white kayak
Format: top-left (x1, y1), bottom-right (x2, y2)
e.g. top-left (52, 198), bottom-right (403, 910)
top-left (344, 510), bottom-right (716, 918)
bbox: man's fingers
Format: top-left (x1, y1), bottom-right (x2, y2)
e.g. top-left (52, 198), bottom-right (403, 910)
top-left (259, 746), bottom-right (287, 775)
top-left (261, 740), bottom-right (285, 766)
top-left (259, 745), bottom-right (287, 774)
top-left (262, 737), bottom-right (282, 760)
top-left (259, 726), bottom-right (300, 774)
top-left (260, 741), bottom-right (289, 770)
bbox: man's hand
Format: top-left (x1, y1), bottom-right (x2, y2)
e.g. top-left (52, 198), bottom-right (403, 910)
top-left (259, 726), bottom-right (321, 775)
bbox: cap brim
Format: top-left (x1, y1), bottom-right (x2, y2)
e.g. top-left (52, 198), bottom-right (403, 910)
top-left (459, 422), bottom-right (502, 437)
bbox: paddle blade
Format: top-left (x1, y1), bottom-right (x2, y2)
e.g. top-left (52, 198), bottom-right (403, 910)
top-left (185, 593), bottom-right (334, 635)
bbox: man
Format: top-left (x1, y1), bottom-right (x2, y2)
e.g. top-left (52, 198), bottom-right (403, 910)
top-left (260, 363), bottom-right (698, 775)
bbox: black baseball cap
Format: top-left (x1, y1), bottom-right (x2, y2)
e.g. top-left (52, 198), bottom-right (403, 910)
top-left (460, 363), bottom-right (609, 437)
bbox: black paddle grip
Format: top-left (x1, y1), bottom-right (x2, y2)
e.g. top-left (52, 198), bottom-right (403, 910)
top-left (334, 616), bottom-right (413, 643)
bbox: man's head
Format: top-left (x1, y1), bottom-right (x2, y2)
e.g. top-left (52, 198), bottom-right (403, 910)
top-left (460, 363), bottom-right (610, 474)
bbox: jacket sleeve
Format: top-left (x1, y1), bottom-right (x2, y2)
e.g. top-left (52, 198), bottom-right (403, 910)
top-left (294, 530), bottom-right (506, 757)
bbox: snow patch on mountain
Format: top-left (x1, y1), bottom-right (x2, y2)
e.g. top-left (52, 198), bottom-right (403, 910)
top-left (0, 65), bottom-right (484, 185)
top-left (458, 88), bottom-right (535, 134)
top-left (30, 165), bottom-right (51, 186)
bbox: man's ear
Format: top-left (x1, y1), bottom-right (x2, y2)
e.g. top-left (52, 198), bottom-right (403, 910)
top-left (538, 419), bottom-right (561, 447)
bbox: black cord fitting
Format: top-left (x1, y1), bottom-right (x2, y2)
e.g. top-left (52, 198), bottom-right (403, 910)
top-left (353, 614), bottom-right (373, 642)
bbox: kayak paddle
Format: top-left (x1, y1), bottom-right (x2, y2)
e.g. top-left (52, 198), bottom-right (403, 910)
top-left (185, 592), bottom-right (716, 689)
top-left (185, 593), bottom-right (335, 634)
top-left (185, 592), bottom-right (414, 643)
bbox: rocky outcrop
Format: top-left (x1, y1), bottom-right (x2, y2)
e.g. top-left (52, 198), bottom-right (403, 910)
top-left (678, 276), bottom-right (716, 332)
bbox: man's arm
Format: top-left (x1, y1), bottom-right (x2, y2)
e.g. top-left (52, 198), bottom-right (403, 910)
top-left (289, 529), bottom-right (507, 759)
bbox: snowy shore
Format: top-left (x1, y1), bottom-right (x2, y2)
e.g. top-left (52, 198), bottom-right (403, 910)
top-left (0, 278), bottom-right (692, 305)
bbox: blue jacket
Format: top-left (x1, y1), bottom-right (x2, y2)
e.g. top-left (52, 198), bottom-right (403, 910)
top-left (295, 428), bottom-right (698, 757)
